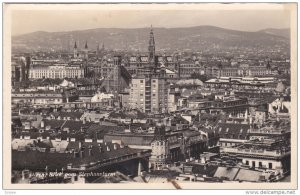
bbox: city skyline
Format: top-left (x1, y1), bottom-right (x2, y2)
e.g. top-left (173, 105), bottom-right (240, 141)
top-left (4, 3), bottom-right (296, 190)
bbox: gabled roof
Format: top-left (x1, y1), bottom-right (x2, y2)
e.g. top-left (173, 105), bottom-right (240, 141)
top-left (57, 111), bottom-right (83, 120)
top-left (61, 120), bottom-right (93, 132)
top-left (217, 123), bottom-right (250, 140)
top-left (43, 119), bottom-right (65, 129)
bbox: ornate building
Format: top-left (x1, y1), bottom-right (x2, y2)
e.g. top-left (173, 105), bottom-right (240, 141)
top-left (122, 28), bottom-right (180, 77)
top-left (128, 27), bottom-right (170, 113)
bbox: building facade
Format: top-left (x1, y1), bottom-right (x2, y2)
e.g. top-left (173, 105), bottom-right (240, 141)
top-left (29, 65), bottom-right (84, 79)
top-left (128, 28), bottom-right (169, 113)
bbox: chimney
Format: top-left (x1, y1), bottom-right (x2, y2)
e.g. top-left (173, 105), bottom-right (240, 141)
top-left (114, 144), bottom-right (117, 150)
top-left (41, 120), bottom-right (45, 128)
top-left (200, 156), bottom-right (206, 164)
top-left (120, 144), bottom-right (124, 149)
top-left (73, 151), bottom-right (77, 158)
top-left (88, 148), bottom-right (92, 156)
top-left (83, 117), bottom-right (86, 124)
top-left (21, 170), bottom-right (26, 180)
top-left (106, 146), bottom-right (110, 152)
top-left (99, 147), bottom-right (102, 153)
top-left (80, 150), bottom-right (84, 158)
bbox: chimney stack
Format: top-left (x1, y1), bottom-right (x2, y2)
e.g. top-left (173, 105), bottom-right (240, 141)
top-left (41, 120), bottom-right (45, 128)
top-left (99, 147), bottom-right (102, 153)
top-left (88, 148), bottom-right (92, 156)
top-left (106, 146), bottom-right (110, 152)
top-left (114, 144), bottom-right (117, 150)
top-left (200, 155), bottom-right (207, 164)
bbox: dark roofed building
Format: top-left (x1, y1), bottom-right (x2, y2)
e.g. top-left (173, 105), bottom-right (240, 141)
top-left (217, 123), bottom-right (251, 147)
top-left (12, 142), bottom-right (151, 179)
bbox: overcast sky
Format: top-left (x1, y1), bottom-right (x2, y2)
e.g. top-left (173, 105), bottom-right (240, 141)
top-left (11, 7), bottom-right (291, 36)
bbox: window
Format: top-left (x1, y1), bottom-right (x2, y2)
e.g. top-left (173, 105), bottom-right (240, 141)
top-left (245, 160), bottom-right (249, 165)
top-left (140, 80), bottom-right (144, 83)
top-left (268, 163), bottom-right (273, 169)
top-left (259, 162), bottom-right (262, 168)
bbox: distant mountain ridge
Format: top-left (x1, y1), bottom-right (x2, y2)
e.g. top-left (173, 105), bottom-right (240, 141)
top-left (12, 25), bottom-right (290, 53)
top-left (258, 28), bottom-right (290, 39)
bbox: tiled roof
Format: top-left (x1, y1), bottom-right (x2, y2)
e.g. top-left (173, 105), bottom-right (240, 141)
top-left (57, 111), bottom-right (84, 120)
top-left (109, 110), bottom-right (147, 119)
top-left (86, 125), bottom-right (125, 139)
top-left (184, 163), bottom-right (218, 177)
top-left (213, 166), bottom-right (240, 180)
top-left (217, 123), bottom-right (250, 140)
top-left (43, 119), bottom-right (65, 129)
top-left (104, 133), bottom-right (154, 146)
top-left (61, 120), bottom-right (93, 132)
top-left (12, 143), bottom-right (146, 171)
top-left (234, 169), bottom-right (263, 182)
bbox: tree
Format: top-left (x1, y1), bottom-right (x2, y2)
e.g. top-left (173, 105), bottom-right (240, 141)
top-left (190, 73), bottom-right (208, 82)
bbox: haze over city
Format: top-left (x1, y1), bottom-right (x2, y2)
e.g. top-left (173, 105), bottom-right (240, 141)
top-left (12, 9), bottom-right (290, 36)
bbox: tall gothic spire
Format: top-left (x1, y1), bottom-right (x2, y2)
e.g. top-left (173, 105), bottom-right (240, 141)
top-left (148, 25), bottom-right (155, 63)
top-left (85, 41), bottom-right (88, 49)
top-left (97, 42), bottom-right (100, 51)
top-left (74, 41), bottom-right (77, 49)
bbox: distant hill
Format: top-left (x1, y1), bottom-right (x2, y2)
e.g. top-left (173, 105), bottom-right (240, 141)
top-left (12, 25), bottom-right (290, 53)
top-left (258, 28), bottom-right (290, 39)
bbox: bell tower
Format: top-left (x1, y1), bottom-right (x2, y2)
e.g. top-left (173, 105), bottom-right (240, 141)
top-left (73, 41), bottom-right (78, 58)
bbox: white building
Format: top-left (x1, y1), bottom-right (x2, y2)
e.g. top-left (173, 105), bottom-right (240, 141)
top-left (91, 93), bottom-right (114, 103)
top-left (29, 65), bottom-right (84, 79)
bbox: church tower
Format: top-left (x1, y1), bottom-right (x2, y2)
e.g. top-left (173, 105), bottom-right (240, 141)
top-left (73, 41), bottom-right (78, 58)
top-left (83, 41), bottom-right (89, 61)
top-left (96, 42), bottom-right (100, 60)
top-left (148, 26), bottom-right (155, 64)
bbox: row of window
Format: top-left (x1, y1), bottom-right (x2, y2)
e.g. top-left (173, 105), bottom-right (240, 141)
top-left (245, 160), bottom-right (273, 169)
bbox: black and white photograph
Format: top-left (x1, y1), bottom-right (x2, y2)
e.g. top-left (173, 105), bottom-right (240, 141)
top-left (2, 3), bottom-right (297, 190)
